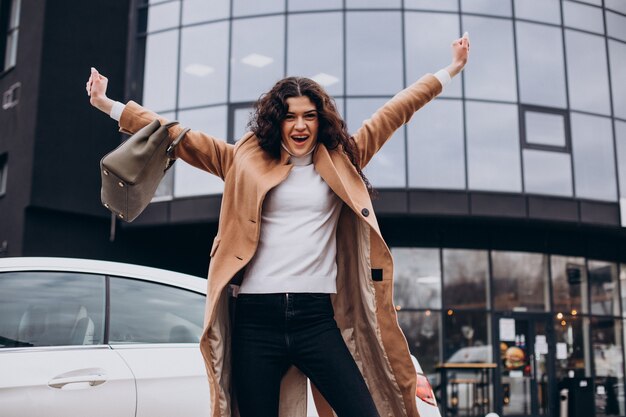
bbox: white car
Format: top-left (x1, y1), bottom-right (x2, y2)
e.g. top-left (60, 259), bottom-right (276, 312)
top-left (0, 257), bottom-right (441, 417)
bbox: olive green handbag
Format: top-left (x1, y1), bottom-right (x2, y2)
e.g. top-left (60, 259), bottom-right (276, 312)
top-left (100, 119), bottom-right (190, 222)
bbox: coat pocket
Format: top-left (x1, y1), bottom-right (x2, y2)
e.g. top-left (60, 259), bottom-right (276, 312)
top-left (210, 237), bottom-right (221, 257)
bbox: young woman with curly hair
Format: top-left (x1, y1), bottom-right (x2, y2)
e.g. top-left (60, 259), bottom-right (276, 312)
top-left (87, 33), bottom-right (469, 417)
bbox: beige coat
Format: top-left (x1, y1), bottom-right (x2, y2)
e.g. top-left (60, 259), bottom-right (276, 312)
top-left (119, 74), bottom-right (442, 417)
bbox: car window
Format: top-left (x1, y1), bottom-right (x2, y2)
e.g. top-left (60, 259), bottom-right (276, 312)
top-left (0, 272), bottom-right (105, 348)
top-left (108, 277), bottom-right (205, 344)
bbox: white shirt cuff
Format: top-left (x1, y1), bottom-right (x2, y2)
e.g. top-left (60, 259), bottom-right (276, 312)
top-left (434, 69), bottom-right (452, 88)
top-left (110, 101), bottom-right (125, 122)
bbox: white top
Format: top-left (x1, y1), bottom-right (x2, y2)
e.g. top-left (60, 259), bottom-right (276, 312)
top-left (239, 147), bottom-right (343, 294)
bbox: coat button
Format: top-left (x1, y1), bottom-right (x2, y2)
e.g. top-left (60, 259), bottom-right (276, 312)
top-left (361, 208), bottom-right (370, 217)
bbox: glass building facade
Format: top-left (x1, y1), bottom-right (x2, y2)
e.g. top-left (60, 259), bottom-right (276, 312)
top-left (133, 0), bottom-right (626, 415)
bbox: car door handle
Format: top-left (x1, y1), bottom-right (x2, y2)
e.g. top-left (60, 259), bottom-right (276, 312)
top-left (48, 373), bottom-right (107, 389)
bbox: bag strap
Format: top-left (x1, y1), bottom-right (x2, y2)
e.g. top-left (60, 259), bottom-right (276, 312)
top-left (165, 127), bottom-right (191, 171)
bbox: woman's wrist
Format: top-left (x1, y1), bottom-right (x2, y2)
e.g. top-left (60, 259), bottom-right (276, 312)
top-left (445, 62), bottom-right (465, 78)
top-left (91, 95), bottom-right (114, 115)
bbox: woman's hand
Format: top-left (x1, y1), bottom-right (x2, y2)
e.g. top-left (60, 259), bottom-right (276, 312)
top-left (86, 67), bottom-right (114, 115)
top-left (446, 32), bottom-right (470, 78)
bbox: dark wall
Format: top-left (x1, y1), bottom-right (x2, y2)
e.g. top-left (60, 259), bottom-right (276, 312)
top-left (30, 0), bottom-right (130, 217)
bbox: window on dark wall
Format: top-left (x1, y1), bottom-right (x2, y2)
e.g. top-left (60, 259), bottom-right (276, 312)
top-left (0, 0), bottom-right (20, 72)
top-left (0, 154), bottom-right (7, 196)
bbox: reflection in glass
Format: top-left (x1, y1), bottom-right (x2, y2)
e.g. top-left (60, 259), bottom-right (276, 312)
top-left (444, 311), bottom-right (492, 362)
top-left (346, 12), bottom-right (403, 95)
top-left (565, 30), bottom-right (611, 115)
top-left (288, 0), bottom-right (342, 11)
top-left (466, 101), bottom-right (522, 192)
top-left (571, 113), bottom-right (617, 201)
top-left (109, 277), bottom-right (205, 343)
top-left (551, 255), bottom-right (588, 315)
top-left (179, 22), bottom-right (229, 108)
top-left (408, 99), bottom-right (464, 189)
top-left (287, 13), bottom-right (343, 96)
top-left (609, 41), bottom-right (626, 120)
top-left (232, 0), bottom-right (283, 17)
top-left (182, 0), bottom-right (229, 24)
top-left (147, 1), bottom-right (180, 33)
top-left (404, 0), bottom-right (457, 11)
top-left (392, 248), bottom-right (441, 309)
top-left (154, 112), bottom-right (176, 199)
top-left (230, 16), bottom-right (285, 102)
top-left (0, 272), bottom-right (105, 348)
top-left (619, 121), bottom-right (626, 198)
top-left (589, 260), bottom-right (620, 316)
top-left (234, 106), bottom-right (254, 141)
top-left (554, 316), bottom-right (590, 381)
top-left (563, 1), bottom-right (605, 34)
top-left (492, 251), bottom-right (549, 312)
top-left (516, 22), bottom-right (567, 108)
top-left (591, 318), bottom-right (625, 417)
top-left (348, 98), bottom-right (406, 187)
top-left (174, 106), bottom-right (228, 197)
top-left (606, 11), bottom-right (626, 42)
top-left (525, 112), bottom-right (566, 147)
top-left (461, 0), bottom-right (511, 16)
top-left (462, 16), bottom-right (517, 101)
top-left (404, 12), bottom-right (462, 98)
top-left (523, 150), bottom-right (573, 197)
top-left (143, 31), bottom-right (178, 112)
top-left (513, 0), bottom-right (561, 25)
top-left (398, 311), bottom-right (441, 377)
top-left (443, 249), bottom-right (489, 309)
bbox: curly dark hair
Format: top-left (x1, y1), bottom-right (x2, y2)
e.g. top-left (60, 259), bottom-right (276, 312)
top-left (248, 77), bottom-right (373, 195)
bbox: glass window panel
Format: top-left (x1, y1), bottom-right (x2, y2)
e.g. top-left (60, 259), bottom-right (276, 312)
top-left (554, 316), bottom-right (591, 381)
top-left (589, 260), bottom-right (620, 316)
top-left (143, 32), bottom-right (179, 112)
top-left (617, 121), bottom-right (626, 198)
top-left (109, 277), bottom-right (205, 344)
top-left (606, 11), bottom-right (626, 42)
top-left (347, 98), bottom-right (406, 187)
top-left (563, 1), bottom-right (604, 34)
top-left (492, 251), bottom-right (550, 312)
top-left (287, 13), bottom-right (343, 96)
top-left (154, 112), bottom-right (176, 199)
top-left (404, 12), bottom-right (462, 98)
top-left (565, 30), bottom-right (611, 115)
top-left (523, 149), bottom-right (573, 197)
top-left (442, 249), bottom-right (489, 309)
top-left (552, 256), bottom-right (588, 314)
top-left (233, 106), bottom-right (254, 141)
top-left (8, 0), bottom-right (21, 28)
top-left (525, 112), bottom-right (566, 146)
top-left (404, 0), bottom-right (458, 11)
top-left (461, 0), bottom-right (511, 17)
top-left (174, 106), bottom-right (228, 197)
top-left (179, 22), bottom-right (229, 108)
top-left (462, 16), bottom-right (517, 101)
top-left (147, 1), bottom-right (180, 33)
top-left (182, 0), bottom-right (229, 25)
top-left (347, 0), bottom-right (400, 7)
top-left (571, 113), bottom-right (617, 201)
top-left (4, 31), bottom-right (18, 70)
top-left (444, 311), bottom-right (492, 362)
top-left (230, 16), bottom-right (285, 102)
top-left (622, 265), bottom-right (626, 318)
top-left (466, 102), bottom-right (522, 192)
top-left (288, 0), bottom-right (342, 11)
top-left (606, 0), bottom-right (626, 14)
top-left (609, 41), bottom-right (626, 120)
top-left (346, 12), bottom-right (403, 95)
top-left (0, 272), bottom-right (105, 348)
top-left (574, 0), bottom-right (602, 6)
top-left (232, 0), bottom-right (283, 17)
top-left (516, 22), bottom-right (567, 108)
top-left (407, 99), bottom-right (465, 189)
top-left (392, 248), bottom-right (441, 309)
top-left (398, 311), bottom-right (441, 380)
top-left (592, 318), bottom-right (625, 416)
top-left (514, 0), bottom-right (561, 25)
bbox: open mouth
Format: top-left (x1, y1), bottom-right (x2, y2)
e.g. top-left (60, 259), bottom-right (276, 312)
top-left (291, 135), bottom-right (308, 144)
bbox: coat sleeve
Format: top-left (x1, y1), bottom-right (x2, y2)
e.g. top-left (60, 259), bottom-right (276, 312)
top-left (352, 73), bottom-right (442, 168)
top-left (118, 100), bottom-right (235, 180)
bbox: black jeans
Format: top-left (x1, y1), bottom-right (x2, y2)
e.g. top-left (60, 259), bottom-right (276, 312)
top-left (232, 293), bottom-right (380, 417)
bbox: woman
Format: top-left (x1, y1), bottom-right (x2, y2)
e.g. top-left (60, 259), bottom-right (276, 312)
top-left (87, 33), bottom-right (469, 417)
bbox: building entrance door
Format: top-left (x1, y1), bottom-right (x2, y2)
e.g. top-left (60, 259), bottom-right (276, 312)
top-left (494, 313), bottom-right (556, 417)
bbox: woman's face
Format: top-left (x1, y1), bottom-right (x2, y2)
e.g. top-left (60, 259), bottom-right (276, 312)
top-left (281, 96), bottom-right (319, 157)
